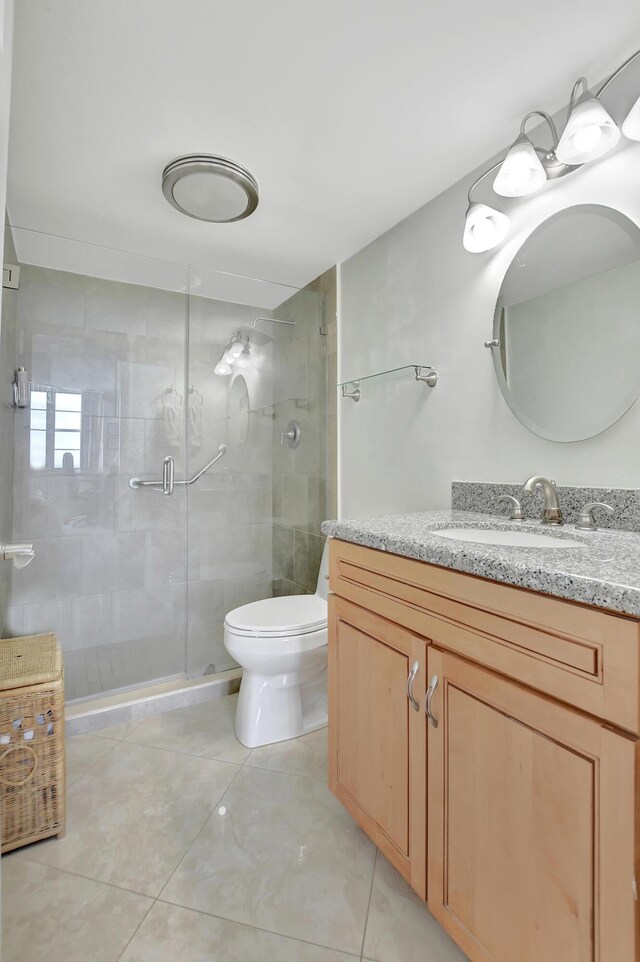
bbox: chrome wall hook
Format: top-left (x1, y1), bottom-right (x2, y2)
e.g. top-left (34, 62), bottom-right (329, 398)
top-left (414, 366), bottom-right (438, 387)
top-left (341, 383), bottom-right (361, 402)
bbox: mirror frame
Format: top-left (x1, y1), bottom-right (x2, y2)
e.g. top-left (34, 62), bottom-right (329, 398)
top-left (227, 372), bottom-right (250, 449)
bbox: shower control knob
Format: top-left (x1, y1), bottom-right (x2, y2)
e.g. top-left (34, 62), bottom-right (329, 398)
top-left (280, 421), bottom-right (301, 448)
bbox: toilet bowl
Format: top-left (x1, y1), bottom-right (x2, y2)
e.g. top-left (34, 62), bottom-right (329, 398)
top-left (224, 542), bottom-right (329, 748)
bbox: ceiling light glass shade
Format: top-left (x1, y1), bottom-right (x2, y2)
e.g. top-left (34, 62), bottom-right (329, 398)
top-left (463, 203), bottom-right (510, 253)
top-left (493, 134), bottom-right (547, 197)
top-left (555, 93), bottom-right (621, 164)
top-left (622, 94), bottom-right (640, 141)
top-left (214, 359), bottom-right (232, 376)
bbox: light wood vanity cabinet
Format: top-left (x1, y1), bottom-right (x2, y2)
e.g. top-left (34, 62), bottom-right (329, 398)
top-left (328, 538), bottom-right (640, 962)
top-left (328, 595), bottom-right (427, 896)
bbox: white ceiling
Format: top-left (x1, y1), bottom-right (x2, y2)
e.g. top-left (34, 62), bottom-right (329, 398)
top-left (7, 0), bottom-right (640, 290)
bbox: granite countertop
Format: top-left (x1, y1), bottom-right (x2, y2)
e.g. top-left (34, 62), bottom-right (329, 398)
top-left (321, 510), bottom-right (640, 617)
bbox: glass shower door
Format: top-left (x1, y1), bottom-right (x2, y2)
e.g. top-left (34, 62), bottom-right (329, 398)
top-left (185, 264), bottom-right (329, 678)
top-left (1, 232), bottom-right (189, 700)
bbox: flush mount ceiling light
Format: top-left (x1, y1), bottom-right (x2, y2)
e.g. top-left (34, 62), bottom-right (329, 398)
top-left (463, 49), bottom-right (640, 253)
top-left (162, 154), bottom-right (259, 223)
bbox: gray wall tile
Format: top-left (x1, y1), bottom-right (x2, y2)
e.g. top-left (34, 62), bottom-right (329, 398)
top-left (294, 531), bottom-right (325, 594)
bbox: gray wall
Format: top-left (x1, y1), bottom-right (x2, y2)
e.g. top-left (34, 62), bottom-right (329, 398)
top-left (339, 138), bottom-right (640, 517)
top-left (0, 221), bottom-right (18, 622)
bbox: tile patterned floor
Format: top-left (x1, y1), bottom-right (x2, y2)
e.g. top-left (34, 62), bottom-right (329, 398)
top-left (2, 694), bottom-right (467, 962)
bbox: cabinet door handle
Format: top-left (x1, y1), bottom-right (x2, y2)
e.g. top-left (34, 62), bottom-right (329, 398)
top-left (406, 660), bottom-right (420, 712)
top-left (425, 674), bottom-right (439, 728)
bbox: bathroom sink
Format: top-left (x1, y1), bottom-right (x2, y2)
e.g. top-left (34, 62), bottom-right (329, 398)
top-left (432, 528), bottom-right (584, 549)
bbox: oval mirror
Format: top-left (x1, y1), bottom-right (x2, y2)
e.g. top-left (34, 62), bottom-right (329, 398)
top-left (227, 374), bottom-right (249, 449)
top-left (492, 204), bottom-right (640, 442)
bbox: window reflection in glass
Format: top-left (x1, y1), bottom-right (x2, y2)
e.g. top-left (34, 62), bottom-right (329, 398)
top-left (29, 389), bottom-right (83, 471)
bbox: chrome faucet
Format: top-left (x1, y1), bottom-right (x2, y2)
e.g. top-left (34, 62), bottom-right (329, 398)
top-left (523, 476), bottom-right (563, 525)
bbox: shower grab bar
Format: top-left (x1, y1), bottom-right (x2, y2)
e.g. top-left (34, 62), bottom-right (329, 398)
top-left (129, 444), bottom-right (227, 495)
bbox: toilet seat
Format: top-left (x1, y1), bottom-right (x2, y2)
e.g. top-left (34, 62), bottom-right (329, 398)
top-left (224, 595), bottom-right (327, 638)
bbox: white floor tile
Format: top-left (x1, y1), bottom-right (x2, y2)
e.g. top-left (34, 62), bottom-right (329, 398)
top-left (124, 694), bottom-right (250, 764)
top-left (161, 765), bottom-right (376, 955)
top-left (363, 853), bottom-right (467, 962)
top-left (22, 740), bottom-right (239, 896)
top-left (246, 726), bottom-right (328, 779)
top-left (65, 732), bottom-right (117, 785)
top-left (2, 857), bottom-right (152, 962)
top-left (92, 717), bottom-right (144, 740)
top-left (121, 901), bottom-right (359, 961)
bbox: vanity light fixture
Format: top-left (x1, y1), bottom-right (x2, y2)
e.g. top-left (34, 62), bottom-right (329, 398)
top-left (464, 47), bottom-right (640, 252)
top-left (493, 112), bottom-right (560, 197)
top-left (463, 201), bottom-right (510, 253)
top-left (622, 98), bottom-right (640, 140)
top-left (555, 79), bottom-right (620, 165)
top-left (214, 332), bottom-right (250, 376)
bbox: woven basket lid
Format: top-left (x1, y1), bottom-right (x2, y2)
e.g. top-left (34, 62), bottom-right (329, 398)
top-left (0, 633), bottom-right (62, 690)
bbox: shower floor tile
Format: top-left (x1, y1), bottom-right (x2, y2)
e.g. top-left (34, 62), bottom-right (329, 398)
top-left (2, 694), bottom-right (466, 962)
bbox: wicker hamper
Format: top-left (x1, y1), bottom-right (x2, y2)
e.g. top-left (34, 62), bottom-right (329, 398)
top-left (0, 633), bottom-right (65, 854)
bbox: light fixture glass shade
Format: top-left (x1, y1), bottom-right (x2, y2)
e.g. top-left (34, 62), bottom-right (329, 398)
top-left (214, 359), bottom-right (232, 376)
top-left (227, 340), bottom-right (244, 358)
top-left (493, 134), bottom-right (547, 197)
top-left (463, 203), bottom-right (510, 253)
top-left (622, 94), bottom-right (640, 141)
top-left (555, 92), bottom-right (621, 164)
top-left (236, 346), bottom-right (251, 369)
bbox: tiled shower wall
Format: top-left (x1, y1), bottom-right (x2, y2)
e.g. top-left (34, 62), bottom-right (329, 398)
top-left (272, 267), bottom-right (336, 595)
top-left (0, 222), bottom-right (18, 617)
top-left (2, 265), bottom-right (189, 699)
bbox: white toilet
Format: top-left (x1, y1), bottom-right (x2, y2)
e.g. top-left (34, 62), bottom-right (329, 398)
top-left (224, 542), bottom-right (329, 748)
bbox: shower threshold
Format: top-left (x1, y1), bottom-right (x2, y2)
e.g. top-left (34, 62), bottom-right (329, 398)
top-left (65, 669), bottom-right (242, 737)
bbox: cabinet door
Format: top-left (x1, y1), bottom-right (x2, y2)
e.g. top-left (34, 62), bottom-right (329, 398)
top-left (427, 648), bottom-right (640, 962)
top-left (328, 594), bottom-right (427, 897)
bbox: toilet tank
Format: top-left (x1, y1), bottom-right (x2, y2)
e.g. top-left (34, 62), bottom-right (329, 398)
top-left (315, 540), bottom-right (330, 600)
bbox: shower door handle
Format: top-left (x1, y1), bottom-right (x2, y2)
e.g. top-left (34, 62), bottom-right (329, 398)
top-left (162, 456), bottom-right (174, 496)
